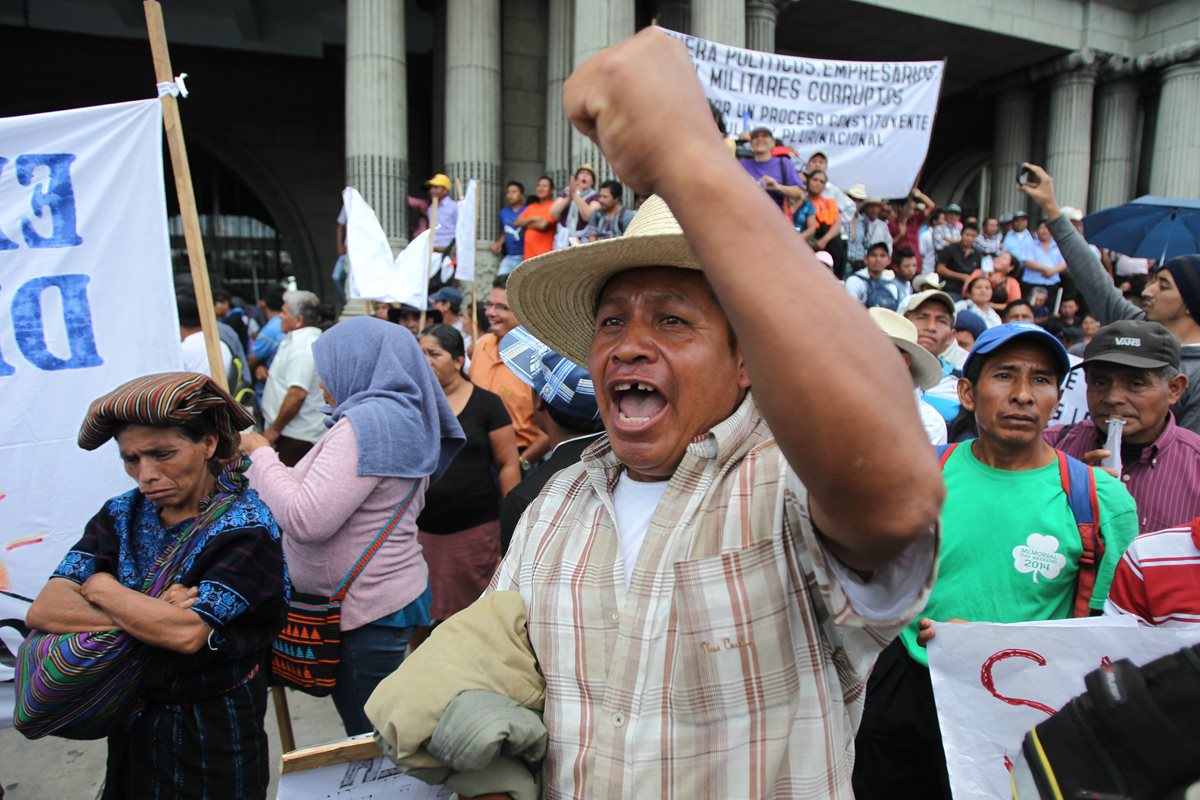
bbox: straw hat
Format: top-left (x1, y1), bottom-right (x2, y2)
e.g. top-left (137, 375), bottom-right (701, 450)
top-left (867, 307), bottom-right (942, 390)
top-left (507, 195), bottom-right (699, 367)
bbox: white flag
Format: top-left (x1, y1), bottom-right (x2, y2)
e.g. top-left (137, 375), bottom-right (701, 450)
top-left (455, 179), bottom-right (478, 281)
top-left (344, 187), bottom-right (428, 307)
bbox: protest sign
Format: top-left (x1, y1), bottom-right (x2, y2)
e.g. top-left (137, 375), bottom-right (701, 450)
top-left (0, 99), bottom-right (183, 725)
top-left (928, 620), bottom-right (1200, 800)
top-left (344, 186), bottom-right (429, 308)
top-left (454, 179), bottom-right (478, 282)
top-left (1050, 352), bottom-right (1090, 427)
top-left (662, 28), bottom-right (944, 199)
top-left (277, 737), bottom-right (449, 800)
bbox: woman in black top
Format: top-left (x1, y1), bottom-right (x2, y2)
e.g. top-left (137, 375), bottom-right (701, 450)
top-left (416, 325), bottom-right (521, 620)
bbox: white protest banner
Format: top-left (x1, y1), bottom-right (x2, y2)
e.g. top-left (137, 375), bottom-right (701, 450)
top-left (454, 179), bottom-right (477, 282)
top-left (344, 186), bottom-right (428, 307)
top-left (1050, 353), bottom-right (1090, 427)
top-left (928, 621), bottom-right (1200, 800)
top-left (662, 28), bottom-right (944, 199)
top-left (0, 99), bottom-right (183, 723)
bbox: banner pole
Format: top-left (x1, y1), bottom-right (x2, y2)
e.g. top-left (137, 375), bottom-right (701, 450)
top-left (420, 197), bottom-right (439, 332)
top-left (472, 184), bottom-right (481, 348)
top-left (143, 0), bottom-right (226, 389)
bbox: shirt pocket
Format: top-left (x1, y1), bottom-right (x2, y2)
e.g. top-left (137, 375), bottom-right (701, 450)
top-left (667, 537), bottom-right (800, 726)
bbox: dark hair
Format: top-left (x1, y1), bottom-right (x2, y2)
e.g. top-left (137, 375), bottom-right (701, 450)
top-left (599, 179), bottom-right (623, 197)
top-left (547, 404), bottom-right (605, 435)
top-left (894, 246), bottom-right (916, 262)
top-left (419, 323), bottom-right (466, 363)
top-left (709, 101), bottom-right (727, 135)
top-left (929, 209), bottom-right (945, 225)
top-left (212, 288), bottom-right (232, 304)
top-left (1003, 299), bottom-right (1034, 320)
top-left (807, 169), bottom-right (827, 182)
top-left (537, 175), bottom-right (554, 189)
top-left (263, 285), bottom-right (286, 312)
top-left (177, 291), bottom-right (201, 327)
top-left (297, 303), bottom-right (322, 327)
top-left (965, 275), bottom-right (990, 294)
top-left (492, 273), bottom-right (510, 290)
top-left (506, 180), bottom-right (525, 195)
top-left (962, 221), bottom-right (979, 233)
top-left (315, 302), bottom-right (338, 331)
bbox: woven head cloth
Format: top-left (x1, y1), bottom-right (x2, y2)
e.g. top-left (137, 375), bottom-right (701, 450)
top-left (78, 372), bottom-right (254, 460)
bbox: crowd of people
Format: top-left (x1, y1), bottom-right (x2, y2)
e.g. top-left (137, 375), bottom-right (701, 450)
top-left (17, 27), bottom-right (1200, 800)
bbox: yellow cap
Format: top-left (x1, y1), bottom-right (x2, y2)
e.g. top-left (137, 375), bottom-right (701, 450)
top-left (425, 173), bottom-right (452, 190)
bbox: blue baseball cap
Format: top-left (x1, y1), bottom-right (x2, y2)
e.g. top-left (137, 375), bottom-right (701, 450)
top-left (428, 286), bottom-right (463, 307)
top-left (962, 322), bottom-right (1071, 384)
top-left (499, 327), bottom-right (600, 421)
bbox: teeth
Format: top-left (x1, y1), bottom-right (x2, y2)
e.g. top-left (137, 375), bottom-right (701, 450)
top-left (614, 382), bottom-right (632, 391)
top-left (619, 412), bottom-right (651, 424)
top-left (637, 383), bottom-right (655, 392)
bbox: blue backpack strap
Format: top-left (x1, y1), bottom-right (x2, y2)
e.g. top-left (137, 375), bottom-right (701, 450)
top-left (1054, 449), bottom-right (1105, 616)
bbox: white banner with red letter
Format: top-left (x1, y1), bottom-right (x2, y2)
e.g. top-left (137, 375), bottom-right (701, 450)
top-left (662, 28), bottom-right (944, 199)
top-left (928, 620), bottom-right (1200, 799)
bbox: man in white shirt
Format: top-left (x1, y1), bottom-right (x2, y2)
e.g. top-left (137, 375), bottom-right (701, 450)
top-left (262, 289), bottom-right (326, 465)
top-left (178, 292), bottom-right (232, 379)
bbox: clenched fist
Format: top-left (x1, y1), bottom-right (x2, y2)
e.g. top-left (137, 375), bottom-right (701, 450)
top-left (562, 28), bottom-right (725, 196)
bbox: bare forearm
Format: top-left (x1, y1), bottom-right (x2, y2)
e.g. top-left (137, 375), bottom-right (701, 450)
top-left (26, 579), bottom-right (118, 632)
top-left (86, 582), bottom-right (210, 654)
top-left (657, 152), bottom-right (942, 558)
top-left (269, 387), bottom-right (308, 435)
top-left (497, 460), bottom-right (521, 496)
top-left (549, 196), bottom-right (569, 220)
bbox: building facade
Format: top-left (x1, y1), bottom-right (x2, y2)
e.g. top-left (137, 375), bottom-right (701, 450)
top-left (2, 0), bottom-right (1197, 298)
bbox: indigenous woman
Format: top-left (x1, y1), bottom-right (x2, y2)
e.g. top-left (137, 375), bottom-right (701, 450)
top-left (242, 316), bottom-right (464, 735)
top-left (416, 324), bottom-right (521, 621)
top-left (25, 372), bottom-right (288, 800)
top-left (794, 169), bottom-right (847, 275)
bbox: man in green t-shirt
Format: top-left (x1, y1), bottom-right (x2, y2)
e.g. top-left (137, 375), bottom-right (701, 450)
top-left (853, 322), bottom-right (1138, 800)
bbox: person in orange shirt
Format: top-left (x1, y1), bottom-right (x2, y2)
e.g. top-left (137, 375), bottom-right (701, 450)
top-left (468, 273), bottom-right (551, 470)
top-left (514, 176), bottom-right (557, 262)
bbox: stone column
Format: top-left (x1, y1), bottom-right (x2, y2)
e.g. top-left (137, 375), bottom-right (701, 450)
top-left (990, 88), bottom-right (1034, 219)
top-left (745, 0), bottom-right (777, 52)
top-left (1045, 66), bottom-right (1097, 209)
top-left (345, 0), bottom-right (407, 247)
top-left (1089, 78), bottom-right (1139, 211)
top-left (571, 0), bottom-right (635, 182)
top-left (1150, 61), bottom-right (1200, 198)
top-left (691, 0), bottom-right (743, 47)
top-left (545, 0), bottom-right (573, 191)
top-left (445, 0), bottom-right (503, 243)
top-left (656, 0), bottom-right (689, 34)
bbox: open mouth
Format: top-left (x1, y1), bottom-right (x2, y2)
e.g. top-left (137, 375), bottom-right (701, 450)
top-left (612, 382), bottom-right (667, 426)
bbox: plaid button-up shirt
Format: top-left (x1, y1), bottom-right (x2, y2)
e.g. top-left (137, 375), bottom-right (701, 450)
top-left (493, 394), bottom-right (936, 798)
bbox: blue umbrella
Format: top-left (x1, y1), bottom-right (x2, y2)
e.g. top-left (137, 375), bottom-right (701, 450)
top-left (1083, 196), bottom-right (1200, 262)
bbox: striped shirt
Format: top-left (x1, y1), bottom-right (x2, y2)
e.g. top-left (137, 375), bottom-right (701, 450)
top-left (1045, 414), bottom-right (1200, 532)
top-left (493, 394), bottom-right (937, 798)
top-left (1104, 520), bottom-right (1200, 626)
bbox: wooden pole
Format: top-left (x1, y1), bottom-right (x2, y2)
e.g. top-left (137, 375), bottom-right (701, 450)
top-left (143, 1), bottom-right (225, 389)
top-left (145, 0), bottom-right (296, 752)
top-left (419, 196), bottom-right (439, 332)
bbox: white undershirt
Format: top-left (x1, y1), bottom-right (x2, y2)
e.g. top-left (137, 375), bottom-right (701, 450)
top-left (611, 472), bottom-right (670, 589)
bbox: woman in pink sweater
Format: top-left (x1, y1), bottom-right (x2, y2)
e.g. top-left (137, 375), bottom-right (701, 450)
top-left (241, 316), bottom-right (464, 735)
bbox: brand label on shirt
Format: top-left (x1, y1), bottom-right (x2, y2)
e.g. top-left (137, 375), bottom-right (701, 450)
top-left (1012, 534), bottom-right (1067, 582)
